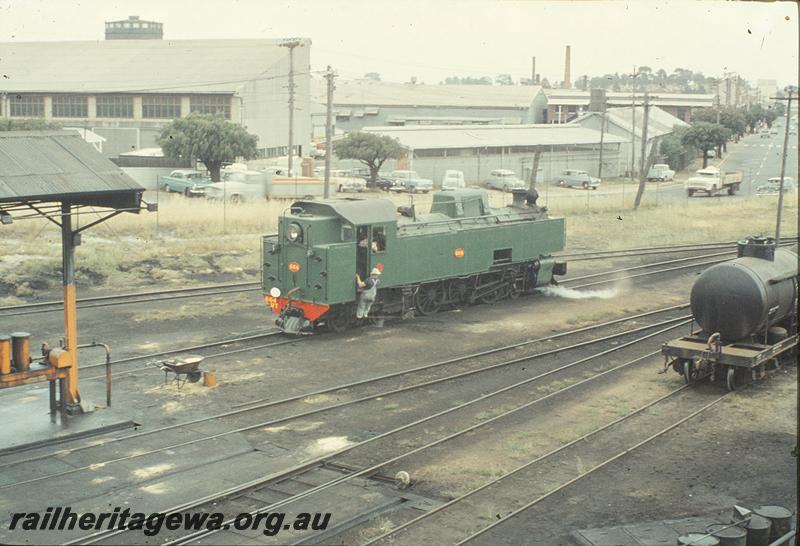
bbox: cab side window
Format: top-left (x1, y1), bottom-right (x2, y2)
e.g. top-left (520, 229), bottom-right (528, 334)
top-left (372, 226), bottom-right (386, 252)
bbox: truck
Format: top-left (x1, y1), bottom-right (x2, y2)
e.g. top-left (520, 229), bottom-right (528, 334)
top-left (646, 164), bottom-right (675, 181)
top-left (686, 167), bottom-right (743, 197)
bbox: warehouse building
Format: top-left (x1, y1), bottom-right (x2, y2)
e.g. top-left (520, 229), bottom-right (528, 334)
top-left (0, 38), bottom-right (311, 158)
top-left (532, 89), bottom-right (715, 124)
top-left (361, 124), bottom-right (627, 187)
top-left (311, 79), bottom-right (542, 136)
top-left (573, 105), bottom-right (689, 177)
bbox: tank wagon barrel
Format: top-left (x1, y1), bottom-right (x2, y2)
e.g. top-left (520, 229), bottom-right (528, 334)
top-left (662, 236), bottom-right (798, 391)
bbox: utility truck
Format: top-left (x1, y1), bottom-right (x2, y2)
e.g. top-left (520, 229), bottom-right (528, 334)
top-left (685, 167), bottom-right (743, 197)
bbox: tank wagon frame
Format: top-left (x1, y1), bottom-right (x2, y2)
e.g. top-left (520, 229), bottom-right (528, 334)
top-left (262, 189), bottom-right (566, 333)
top-left (662, 237), bottom-right (798, 391)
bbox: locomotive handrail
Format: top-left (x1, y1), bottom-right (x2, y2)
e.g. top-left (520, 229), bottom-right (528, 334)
top-left (397, 212), bottom-right (543, 232)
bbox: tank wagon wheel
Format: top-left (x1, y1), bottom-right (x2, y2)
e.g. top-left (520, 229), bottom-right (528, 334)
top-left (414, 284), bottom-right (442, 316)
top-left (682, 360), bottom-right (699, 385)
top-left (726, 367), bottom-right (744, 392)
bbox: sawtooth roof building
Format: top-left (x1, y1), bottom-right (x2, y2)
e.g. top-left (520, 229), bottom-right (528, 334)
top-left (0, 39), bottom-right (311, 158)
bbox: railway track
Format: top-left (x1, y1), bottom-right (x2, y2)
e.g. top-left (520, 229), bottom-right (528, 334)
top-left (10, 314), bottom-right (690, 544)
top-left (1, 236), bottom-right (795, 318)
top-left (364, 377), bottom-right (729, 545)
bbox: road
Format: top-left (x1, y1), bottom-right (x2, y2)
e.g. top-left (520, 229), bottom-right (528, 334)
top-left (659, 123), bottom-right (798, 201)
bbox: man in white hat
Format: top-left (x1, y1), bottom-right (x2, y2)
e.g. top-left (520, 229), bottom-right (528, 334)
top-left (355, 267), bottom-right (381, 319)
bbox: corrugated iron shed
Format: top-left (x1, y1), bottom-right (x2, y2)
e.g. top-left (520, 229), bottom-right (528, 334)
top-left (362, 124), bottom-right (627, 150)
top-left (0, 131), bottom-right (144, 209)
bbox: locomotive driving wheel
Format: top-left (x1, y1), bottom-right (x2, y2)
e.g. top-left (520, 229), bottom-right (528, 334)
top-left (325, 306), bottom-right (354, 332)
top-left (414, 284), bottom-right (442, 315)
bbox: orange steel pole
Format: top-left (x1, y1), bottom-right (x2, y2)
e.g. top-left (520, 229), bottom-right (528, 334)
top-left (61, 202), bottom-right (80, 410)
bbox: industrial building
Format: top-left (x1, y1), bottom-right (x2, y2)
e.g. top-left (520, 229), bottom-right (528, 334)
top-left (532, 89), bottom-right (715, 124)
top-left (0, 38), bottom-right (311, 158)
top-left (573, 106), bottom-right (689, 178)
top-left (361, 124), bottom-right (627, 186)
top-left (311, 79), bottom-right (542, 137)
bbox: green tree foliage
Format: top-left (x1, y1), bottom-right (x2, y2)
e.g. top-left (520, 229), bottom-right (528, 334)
top-left (681, 122), bottom-right (730, 168)
top-left (659, 126), bottom-right (693, 171)
top-left (495, 74), bottom-right (514, 86)
top-left (443, 76), bottom-right (492, 85)
top-left (0, 119), bottom-right (62, 131)
top-left (157, 114), bottom-right (258, 181)
top-left (691, 107), bottom-right (746, 139)
top-left (332, 132), bottom-right (405, 184)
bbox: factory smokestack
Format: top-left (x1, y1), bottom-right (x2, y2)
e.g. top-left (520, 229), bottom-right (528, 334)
top-left (531, 56), bottom-right (536, 82)
top-left (563, 45), bottom-right (571, 89)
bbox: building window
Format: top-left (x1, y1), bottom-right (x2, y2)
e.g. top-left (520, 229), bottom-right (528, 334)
top-left (96, 95), bottom-right (134, 118)
top-left (10, 94), bottom-right (44, 117)
top-left (190, 95), bottom-right (231, 119)
top-left (142, 95), bottom-right (182, 119)
top-left (52, 95), bottom-right (88, 118)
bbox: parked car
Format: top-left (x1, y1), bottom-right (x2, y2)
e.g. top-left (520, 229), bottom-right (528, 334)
top-left (555, 169), bottom-right (600, 190)
top-left (484, 169), bottom-right (526, 192)
top-left (441, 170), bottom-right (466, 190)
top-left (770, 129), bottom-right (779, 135)
top-left (759, 131), bottom-right (771, 139)
top-left (388, 170), bottom-right (433, 193)
top-left (756, 176), bottom-right (795, 196)
top-left (205, 171), bottom-right (265, 202)
top-left (646, 164), bottom-right (675, 182)
top-left (158, 170), bottom-right (213, 196)
top-left (328, 169), bottom-right (367, 193)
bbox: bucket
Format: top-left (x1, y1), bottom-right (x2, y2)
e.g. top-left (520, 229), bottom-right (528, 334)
top-left (203, 371), bottom-right (218, 388)
top-left (706, 523), bottom-right (746, 546)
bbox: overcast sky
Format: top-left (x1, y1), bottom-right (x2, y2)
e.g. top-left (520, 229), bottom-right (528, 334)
top-left (1, 0), bottom-right (797, 87)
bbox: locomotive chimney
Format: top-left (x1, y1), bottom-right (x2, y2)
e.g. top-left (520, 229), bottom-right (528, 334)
top-left (563, 45), bottom-right (571, 88)
top-left (737, 235), bottom-right (776, 261)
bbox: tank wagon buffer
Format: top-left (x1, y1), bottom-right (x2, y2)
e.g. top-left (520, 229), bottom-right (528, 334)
top-left (662, 236), bottom-right (798, 391)
top-left (262, 189), bottom-right (567, 334)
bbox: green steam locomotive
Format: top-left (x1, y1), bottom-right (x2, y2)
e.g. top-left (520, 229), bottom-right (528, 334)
top-left (262, 188), bottom-right (566, 334)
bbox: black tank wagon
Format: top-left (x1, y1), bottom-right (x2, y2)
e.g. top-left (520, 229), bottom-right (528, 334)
top-left (662, 236), bottom-right (798, 391)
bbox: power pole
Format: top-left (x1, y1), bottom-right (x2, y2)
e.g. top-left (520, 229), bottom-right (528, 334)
top-left (771, 88), bottom-right (795, 246)
top-left (634, 92), bottom-right (650, 209)
top-left (324, 65), bottom-right (336, 199)
top-left (280, 39), bottom-right (303, 178)
top-left (630, 66), bottom-right (638, 180)
top-left (598, 103), bottom-right (606, 181)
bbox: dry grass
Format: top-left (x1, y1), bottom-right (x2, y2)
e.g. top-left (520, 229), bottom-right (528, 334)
top-left (1, 190), bottom-right (796, 294)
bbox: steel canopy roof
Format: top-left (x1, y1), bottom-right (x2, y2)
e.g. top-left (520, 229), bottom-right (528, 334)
top-left (0, 131), bottom-right (144, 209)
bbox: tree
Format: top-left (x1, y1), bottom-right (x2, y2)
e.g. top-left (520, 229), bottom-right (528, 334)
top-left (157, 114), bottom-right (258, 181)
top-left (332, 132), bottom-right (405, 184)
top-left (0, 119), bottom-right (62, 131)
top-left (681, 122), bottom-right (730, 168)
top-left (659, 126), bottom-right (693, 171)
top-left (495, 73), bottom-right (514, 86)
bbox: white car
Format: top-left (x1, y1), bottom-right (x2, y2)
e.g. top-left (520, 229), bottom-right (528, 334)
top-left (205, 171), bottom-right (265, 202)
top-left (647, 164), bottom-right (675, 182)
top-left (484, 169), bottom-right (526, 192)
top-left (328, 170), bottom-right (366, 193)
top-left (756, 177), bottom-right (795, 196)
top-left (441, 170), bottom-right (466, 190)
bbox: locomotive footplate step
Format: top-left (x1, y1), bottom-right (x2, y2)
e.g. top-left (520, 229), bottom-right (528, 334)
top-left (0, 385), bottom-right (137, 456)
